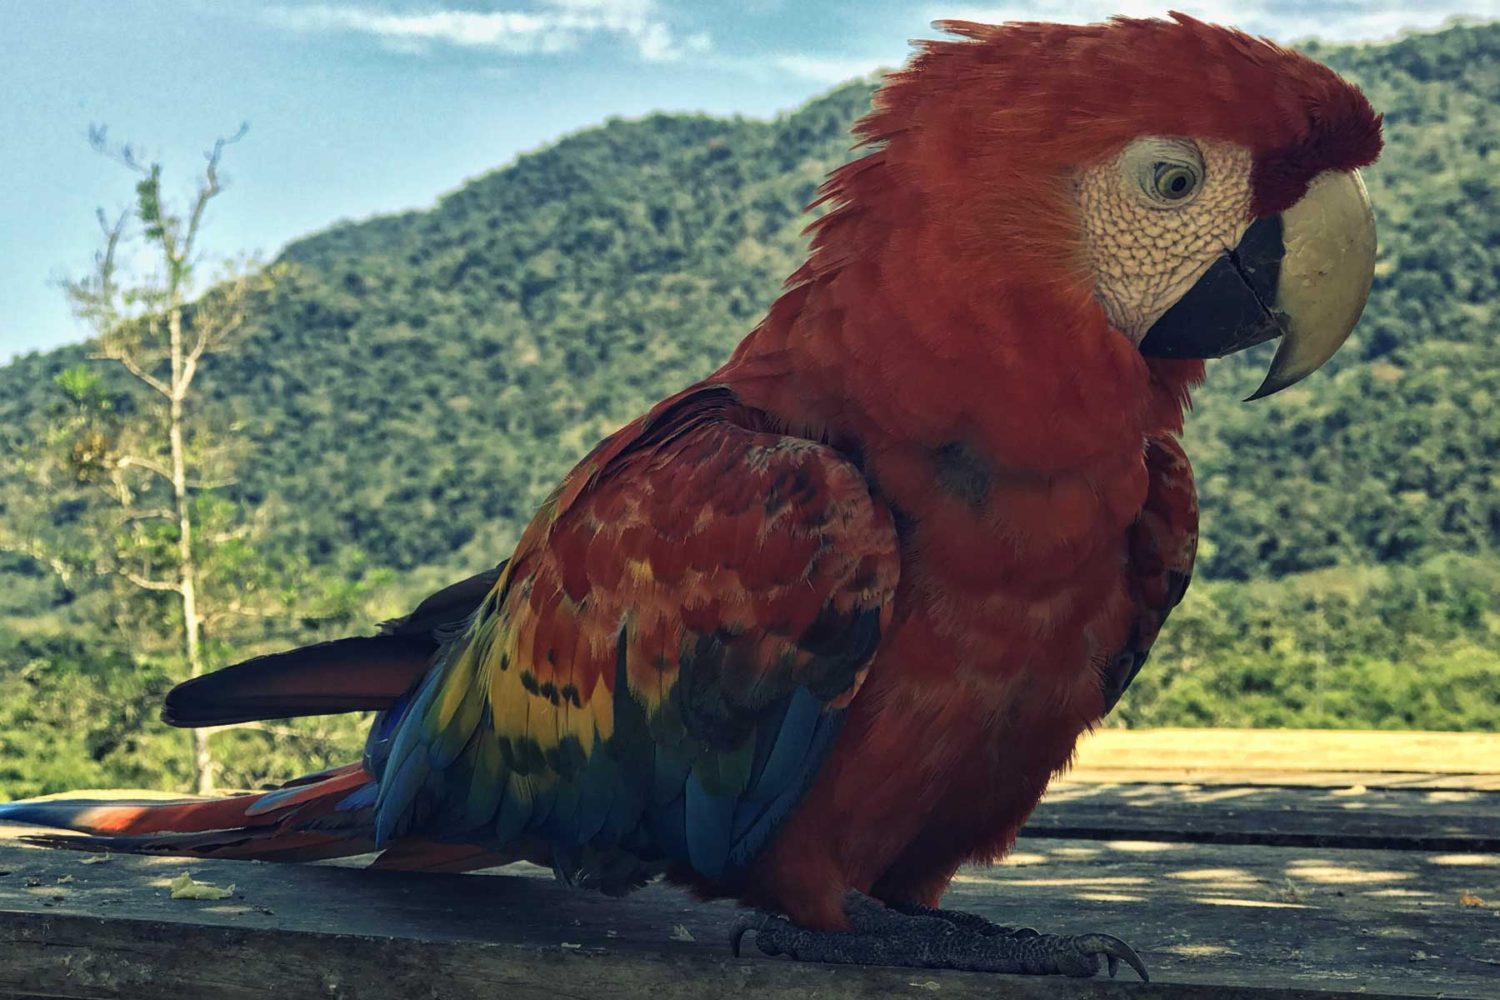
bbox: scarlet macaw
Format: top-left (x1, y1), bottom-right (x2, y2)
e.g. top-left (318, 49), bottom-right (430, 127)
top-left (1, 14), bottom-right (1381, 980)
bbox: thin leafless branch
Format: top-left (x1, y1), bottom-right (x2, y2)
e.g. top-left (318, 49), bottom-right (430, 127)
top-left (209, 720), bottom-right (335, 744)
top-left (120, 569), bottom-right (181, 593)
top-left (121, 507), bottom-right (176, 523)
top-left (205, 600), bottom-right (286, 624)
top-left (115, 454), bottom-right (174, 483)
top-left (91, 348), bottom-right (171, 398)
top-left (180, 124), bottom-right (248, 272)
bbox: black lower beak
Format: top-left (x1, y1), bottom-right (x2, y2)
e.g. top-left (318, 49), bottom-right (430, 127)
top-left (1138, 215), bottom-right (1285, 360)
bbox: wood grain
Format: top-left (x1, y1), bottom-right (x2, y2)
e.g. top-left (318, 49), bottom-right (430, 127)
top-left (0, 827), bottom-right (1494, 999)
top-left (1028, 781), bottom-right (1500, 850)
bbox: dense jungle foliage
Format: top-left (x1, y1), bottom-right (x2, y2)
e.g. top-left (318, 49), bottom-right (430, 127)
top-left (0, 22), bottom-right (1495, 796)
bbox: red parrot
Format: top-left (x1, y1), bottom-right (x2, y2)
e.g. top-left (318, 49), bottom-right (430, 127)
top-left (0, 14), bottom-right (1381, 980)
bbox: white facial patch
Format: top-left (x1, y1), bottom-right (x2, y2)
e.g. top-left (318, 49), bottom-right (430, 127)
top-left (1075, 138), bottom-right (1254, 343)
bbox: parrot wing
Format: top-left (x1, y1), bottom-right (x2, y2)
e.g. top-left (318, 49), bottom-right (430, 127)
top-left (370, 383), bottom-right (901, 883)
top-left (1102, 434), bottom-right (1199, 713)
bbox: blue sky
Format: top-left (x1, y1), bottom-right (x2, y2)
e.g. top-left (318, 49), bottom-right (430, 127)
top-left (2, 0), bottom-right (1494, 359)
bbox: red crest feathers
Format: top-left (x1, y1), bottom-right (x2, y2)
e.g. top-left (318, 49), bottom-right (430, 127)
top-left (842, 12), bottom-right (1382, 218)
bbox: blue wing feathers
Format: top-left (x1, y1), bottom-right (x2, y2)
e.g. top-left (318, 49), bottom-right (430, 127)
top-left (528, 780), bottom-right (558, 833)
top-left (493, 778), bottom-right (532, 844)
top-left (456, 735), bottom-right (505, 831)
top-left (373, 750), bottom-right (428, 845)
top-left (684, 771), bottom-right (737, 879)
top-left (545, 779), bottom-right (582, 841)
top-left (744, 686), bottom-right (824, 803)
top-left (729, 707), bottom-right (845, 870)
top-left (372, 661), bottom-right (449, 844)
top-left (335, 784), bottom-right (379, 813)
top-left (571, 757), bottom-right (618, 845)
top-left (648, 791), bottom-right (690, 862)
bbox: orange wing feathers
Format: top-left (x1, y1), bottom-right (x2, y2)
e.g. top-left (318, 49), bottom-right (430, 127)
top-left (369, 384), bottom-right (900, 883)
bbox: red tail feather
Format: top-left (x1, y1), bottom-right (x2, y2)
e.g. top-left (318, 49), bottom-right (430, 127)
top-left (0, 763), bottom-right (374, 862)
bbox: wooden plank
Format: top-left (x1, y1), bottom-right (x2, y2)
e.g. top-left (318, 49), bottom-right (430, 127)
top-left (1072, 729), bottom-right (1500, 780)
top-left (1063, 769), bottom-right (1500, 791)
top-left (946, 838), bottom-right (1500, 999)
top-left (0, 829), bottom-right (1494, 999)
top-left (1026, 782), bottom-right (1500, 851)
top-left (0, 908), bottom-right (1421, 1000)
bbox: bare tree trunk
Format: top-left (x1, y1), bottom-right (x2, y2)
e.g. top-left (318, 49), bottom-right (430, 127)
top-left (168, 303), bottom-right (212, 794)
top-left (56, 127), bottom-right (252, 797)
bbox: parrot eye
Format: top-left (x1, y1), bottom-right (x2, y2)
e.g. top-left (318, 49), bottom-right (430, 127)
top-left (1120, 137), bottom-right (1206, 209)
top-left (1153, 163), bottom-right (1198, 201)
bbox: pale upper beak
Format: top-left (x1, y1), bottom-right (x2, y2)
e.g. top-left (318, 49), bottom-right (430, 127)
top-left (1137, 168), bottom-right (1378, 400)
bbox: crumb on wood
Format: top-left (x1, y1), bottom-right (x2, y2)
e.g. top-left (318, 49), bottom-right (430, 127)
top-left (169, 872), bottom-right (235, 901)
top-left (1273, 879), bottom-right (1308, 904)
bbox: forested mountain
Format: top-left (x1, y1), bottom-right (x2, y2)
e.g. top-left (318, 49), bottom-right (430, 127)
top-left (3, 24), bottom-right (1494, 585)
top-left (0, 22), bottom-right (1495, 794)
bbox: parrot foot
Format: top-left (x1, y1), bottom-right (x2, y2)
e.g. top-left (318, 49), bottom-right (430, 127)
top-left (732, 893), bottom-right (1148, 981)
top-left (888, 901), bottom-right (1038, 938)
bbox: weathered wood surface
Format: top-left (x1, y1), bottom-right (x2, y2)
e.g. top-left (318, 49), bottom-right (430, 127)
top-left (0, 829), bottom-right (1495, 999)
top-left (3, 729), bottom-right (1498, 999)
top-left (1028, 782), bottom-right (1500, 851)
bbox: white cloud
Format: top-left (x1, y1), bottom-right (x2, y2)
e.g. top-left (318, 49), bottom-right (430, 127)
top-left (741, 1), bottom-right (1500, 91)
top-left (720, 2), bottom-right (1495, 93)
top-left (770, 53), bottom-right (888, 84)
top-left (263, 1), bottom-right (710, 62)
top-left (930, 2), bottom-right (1494, 44)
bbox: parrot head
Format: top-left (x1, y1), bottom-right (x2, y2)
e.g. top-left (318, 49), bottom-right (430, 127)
top-left (824, 12), bottom-right (1383, 400)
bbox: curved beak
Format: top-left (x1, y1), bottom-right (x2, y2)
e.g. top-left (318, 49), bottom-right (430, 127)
top-left (1138, 169), bottom-right (1377, 400)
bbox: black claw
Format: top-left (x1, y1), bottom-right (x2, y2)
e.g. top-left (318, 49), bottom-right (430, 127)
top-left (730, 915), bottom-right (773, 959)
top-left (1074, 933), bottom-right (1149, 983)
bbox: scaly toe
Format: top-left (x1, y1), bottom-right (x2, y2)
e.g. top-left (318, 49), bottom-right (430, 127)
top-left (730, 900), bottom-right (1149, 981)
top-left (890, 902), bottom-right (1037, 939)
